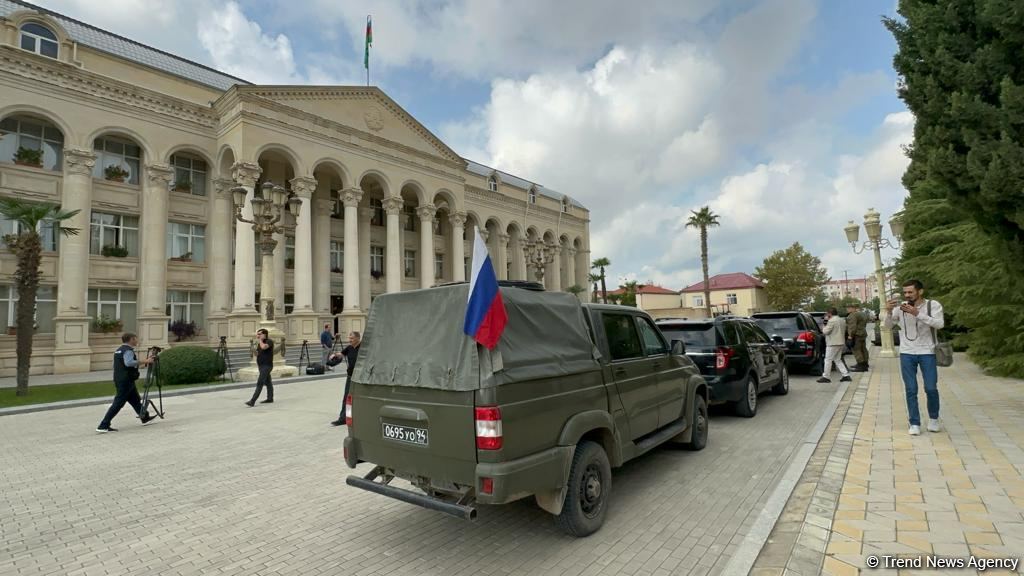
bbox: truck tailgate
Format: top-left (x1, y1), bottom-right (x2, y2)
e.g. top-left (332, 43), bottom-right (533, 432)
top-left (350, 383), bottom-right (478, 486)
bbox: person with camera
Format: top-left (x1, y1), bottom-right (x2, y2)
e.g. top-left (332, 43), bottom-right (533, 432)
top-left (818, 308), bottom-right (853, 384)
top-left (884, 279), bottom-right (945, 436)
top-left (330, 331), bottom-right (361, 426)
top-left (245, 328), bottom-right (274, 406)
top-left (96, 333), bottom-right (156, 432)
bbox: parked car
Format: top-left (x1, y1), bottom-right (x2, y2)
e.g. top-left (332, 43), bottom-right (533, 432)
top-left (344, 283), bottom-right (708, 537)
top-left (750, 311), bottom-right (826, 374)
top-left (655, 316), bottom-right (789, 418)
top-left (873, 321), bottom-right (901, 346)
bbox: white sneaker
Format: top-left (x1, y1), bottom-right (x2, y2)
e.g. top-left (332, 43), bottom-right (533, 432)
top-left (909, 425), bottom-right (921, 436)
top-left (927, 419), bottom-right (941, 433)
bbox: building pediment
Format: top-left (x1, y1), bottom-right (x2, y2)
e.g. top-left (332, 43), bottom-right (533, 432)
top-left (233, 86), bottom-right (464, 165)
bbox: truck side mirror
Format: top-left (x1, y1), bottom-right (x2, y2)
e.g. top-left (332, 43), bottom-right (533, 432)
top-left (671, 340), bottom-right (685, 355)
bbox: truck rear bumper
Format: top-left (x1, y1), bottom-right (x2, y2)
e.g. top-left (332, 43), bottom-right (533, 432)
top-left (346, 466), bottom-right (477, 520)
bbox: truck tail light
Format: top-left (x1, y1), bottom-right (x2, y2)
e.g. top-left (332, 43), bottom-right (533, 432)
top-left (345, 394), bottom-right (353, 427)
top-left (481, 477), bottom-right (494, 494)
top-left (796, 331), bottom-right (816, 356)
top-left (475, 406), bottom-right (503, 450)
top-left (715, 346), bottom-right (735, 370)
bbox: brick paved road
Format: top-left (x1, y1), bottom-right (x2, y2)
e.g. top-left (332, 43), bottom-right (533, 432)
top-left (0, 373), bottom-right (839, 576)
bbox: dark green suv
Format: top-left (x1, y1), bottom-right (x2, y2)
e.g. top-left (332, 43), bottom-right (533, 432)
top-left (343, 284), bottom-right (708, 537)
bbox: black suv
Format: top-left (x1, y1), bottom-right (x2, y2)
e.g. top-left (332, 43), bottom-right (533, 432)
top-left (751, 312), bottom-right (826, 374)
top-left (656, 317), bottom-right (788, 418)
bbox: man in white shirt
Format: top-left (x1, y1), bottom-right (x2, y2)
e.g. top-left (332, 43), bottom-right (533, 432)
top-left (818, 307), bottom-right (852, 383)
top-left (884, 279), bottom-right (945, 436)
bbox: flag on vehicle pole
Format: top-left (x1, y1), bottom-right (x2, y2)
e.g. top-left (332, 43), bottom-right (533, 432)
top-left (364, 15), bottom-right (372, 85)
top-left (464, 227), bottom-right (507, 349)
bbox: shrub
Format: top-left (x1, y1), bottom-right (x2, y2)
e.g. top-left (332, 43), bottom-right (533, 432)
top-left (104, 165), bottom-right (130, 181)
top-left (101, 244), bottom-right (129, 257)
top-left (14, 147), bottom-right (43, 166)
top-left (92, 314), bottom-right (123, 333)
top-left (159, 346), bottom-right (225, 386)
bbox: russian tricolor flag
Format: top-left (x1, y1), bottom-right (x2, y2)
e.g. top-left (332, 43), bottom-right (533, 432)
top-left (463, 227), bottom-right (508, 349)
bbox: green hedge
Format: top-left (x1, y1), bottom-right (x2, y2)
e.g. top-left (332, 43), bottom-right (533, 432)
top-left (159, 346), bottom-right (226, 386)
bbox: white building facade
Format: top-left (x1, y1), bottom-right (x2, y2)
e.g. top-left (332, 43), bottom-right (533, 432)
top-left (0, 1), bottom-right (591, 375)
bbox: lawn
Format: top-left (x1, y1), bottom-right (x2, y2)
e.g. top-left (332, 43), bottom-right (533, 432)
top-left (0, 379), bottom-right (231, 408)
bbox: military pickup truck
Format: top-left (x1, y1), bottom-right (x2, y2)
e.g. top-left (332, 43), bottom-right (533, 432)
top-left (344, 282), bottom-right (708, 537)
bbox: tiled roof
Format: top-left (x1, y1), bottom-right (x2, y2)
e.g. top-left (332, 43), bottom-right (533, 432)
top-left (637, 285), bottom-right (679, 295)
top-left (1, 0), bottom-right (247, 91)
top-left (681, 273), bottom-right (764, 293)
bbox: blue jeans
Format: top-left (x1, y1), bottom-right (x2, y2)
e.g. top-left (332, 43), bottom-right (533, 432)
top-left (900, 354), bottom-right (939, 426)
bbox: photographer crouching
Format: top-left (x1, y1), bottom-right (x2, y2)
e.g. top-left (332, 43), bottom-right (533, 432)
top-left (96, 332), bottom-right (157, 433)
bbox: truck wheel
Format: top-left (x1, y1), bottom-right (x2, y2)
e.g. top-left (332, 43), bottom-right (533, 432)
top-left (555, 441), bottom-right (612, 537)
top-left (771, 365), bottom-right (790, 395)
top-left (734, 374), bottom-right (758, 418)
top-left (684, 394), bottom-right (708, 451)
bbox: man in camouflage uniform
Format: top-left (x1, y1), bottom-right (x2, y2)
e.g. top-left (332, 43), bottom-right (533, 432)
top-left (846, 303), bottom-right (869, 371)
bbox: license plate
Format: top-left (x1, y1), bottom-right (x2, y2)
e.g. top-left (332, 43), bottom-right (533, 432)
top-left (382, 423), bottom-right (429, 446)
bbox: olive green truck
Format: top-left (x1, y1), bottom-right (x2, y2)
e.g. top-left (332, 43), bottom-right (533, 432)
top-left (344, 283), bottom-right (708, 536)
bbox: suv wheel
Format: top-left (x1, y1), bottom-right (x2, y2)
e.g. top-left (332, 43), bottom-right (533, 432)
top-left (685, 394), bottom-right (708, 451)
top-left (772, 365), bottom-right (790, 395)
top-left (555, 440), bottom-right (612, 537)
top-left (735, 374), bottom-right (758, 418)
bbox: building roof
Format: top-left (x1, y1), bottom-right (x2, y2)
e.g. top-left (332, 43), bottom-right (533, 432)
top-left (1, 0), bottom-right (248, 91)
top-left (680, 273), bottom-right (764, 293)
top-left (636, 285), bottom-right (679, 295)
top-left (465, 160), bottom-right (585, 209)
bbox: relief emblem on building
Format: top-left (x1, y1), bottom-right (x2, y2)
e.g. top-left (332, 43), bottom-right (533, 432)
top-left (364, 107), bottom-right (385, 131)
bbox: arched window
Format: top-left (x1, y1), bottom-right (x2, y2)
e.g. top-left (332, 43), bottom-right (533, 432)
top-left (528, 187), bottom-right (537, 204)
top-left (487, 175), bottom-right (497, 192)
top-left (19, 23), bottom-right (59, 59)
top-left (93, 136), bottom-right (142, 185)
top-left (170, 153), bottom-right (207, 196)
top-left (0, 115), bottom-right (64, 171)
top-left (561, 197), bottom-right (570, 213)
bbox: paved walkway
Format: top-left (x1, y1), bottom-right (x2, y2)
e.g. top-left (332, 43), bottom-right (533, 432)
top-left (754, 351), bottom-right (1024, 575)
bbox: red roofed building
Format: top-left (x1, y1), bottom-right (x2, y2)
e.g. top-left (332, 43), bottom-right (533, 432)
top-left (679, 273), bottom-right (769, 317)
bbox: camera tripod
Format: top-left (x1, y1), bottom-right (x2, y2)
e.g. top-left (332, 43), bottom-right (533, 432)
top-left (139, 346), bottom-right (165, 420)
top-left (298, 339), bottom-right (310, 372)
top-left (216, 336), bottom-right (235, 382)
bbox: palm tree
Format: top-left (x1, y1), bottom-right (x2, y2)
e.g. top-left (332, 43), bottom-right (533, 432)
top-left (588, 273), bottom-right (601, 302)
top-left (685, 206), bottom-right (721, 318)
top-left (566, 284), bottom-right (585, 301)
top-left (0, 199), bottom-right (80, 397)
top-left (592, 257), bottom-right (611, 303)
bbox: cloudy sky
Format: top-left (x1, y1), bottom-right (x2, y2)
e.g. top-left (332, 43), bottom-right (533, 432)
top-left (38, 0), bottom-right (911, 291)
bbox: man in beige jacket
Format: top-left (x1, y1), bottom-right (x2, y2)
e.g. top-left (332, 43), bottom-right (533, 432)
top-left (818, 307), bottom-right (853, 383)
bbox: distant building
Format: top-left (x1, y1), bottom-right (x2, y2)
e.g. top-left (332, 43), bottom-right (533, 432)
top-left (680, 273), bottom-right (768, 317)
top-left (821, 274), bottom-right (896, 302)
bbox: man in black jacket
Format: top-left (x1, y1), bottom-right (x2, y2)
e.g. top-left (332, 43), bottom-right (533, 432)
top-left (245, 328), bottom-right (274, 406)
top-left (96, 333), bottom-right (156, 432)
top-left (330, 331), bottom-right (361, 426)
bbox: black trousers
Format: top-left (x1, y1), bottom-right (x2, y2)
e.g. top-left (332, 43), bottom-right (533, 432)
top-left (99, 379), bottom-right (142, 429)
top-left (250, 365), bottom-right (273, 402)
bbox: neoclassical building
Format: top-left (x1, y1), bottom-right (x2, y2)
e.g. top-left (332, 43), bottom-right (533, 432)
top-left (0, 0), bottom-right (591, 375)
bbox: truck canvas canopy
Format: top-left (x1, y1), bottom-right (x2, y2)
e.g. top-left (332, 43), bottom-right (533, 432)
top-left (353, 284), bottom-right (601, 391)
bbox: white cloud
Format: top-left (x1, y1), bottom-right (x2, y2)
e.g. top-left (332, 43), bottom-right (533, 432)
top-left (196, 2), bottom-right (300, 84)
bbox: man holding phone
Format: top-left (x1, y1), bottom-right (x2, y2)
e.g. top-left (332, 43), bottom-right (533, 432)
top-left (245, 328), bottom-right (274, 406)
top-left (884, 279), bottom-right (945, 436)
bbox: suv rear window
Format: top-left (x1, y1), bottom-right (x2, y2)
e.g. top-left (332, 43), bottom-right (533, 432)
top-left (659, 324), bottom-right (719, 350)
top-left (752, 316), bottom-right (801, 335)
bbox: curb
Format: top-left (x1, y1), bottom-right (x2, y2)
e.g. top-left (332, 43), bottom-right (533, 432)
top-left (721, 371), bottom-right (861, 576)
top-left (0, 371), bottom-right (344, 417)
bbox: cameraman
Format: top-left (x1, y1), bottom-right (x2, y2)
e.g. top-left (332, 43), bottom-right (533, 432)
top-left (245, 328), bottom-right (274, 406)
top-left (96, 333), bottom-right (156, 432)
top-left (330, 331), bottom-right (361, 426)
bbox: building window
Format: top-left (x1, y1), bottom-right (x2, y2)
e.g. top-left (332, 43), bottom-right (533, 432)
top-left (285, 236), bottom-right (295, 269)
top-left (170, 153), bottom-right (207, 196)
top-left (433, 216), bottom-right (443, 236)
top-left (284, 293), bottom-right (294, 315)
top-left (404, 250), bottom-right (416, 278)
top-left (166, 290), bottom-right (204, 327)
top-left (726, 293), bottom-right (738, 305)
top-left (0, 285), bottom-right (56, 332)
top-left (90, 212), bottom-right (139, 257)
top-left (331, 193), bottom-right (344, 219)
top-left (1, 216), bottom-right (59, 252)
top-left (528, 188), bottom-right (537, 204)
top-left (402, 205), bottom-right (417, 232)
top-left (487, 176), bottom-right (498, 192)
top-left (166, 222), bottom-right (205, 263)
top-left (19, 23), bottom-right (59, 59)
top-left (0, 116), bottom-right (64, 171)
top-left (693, 295), bottom-right (704, 307)
top-left (464, 256), bottom-right (470, 281)
top-left (87, 288), bottom-right (137, 332)
top-left (330, 240), bottom-right (343, 273)
top-left (561, 198), bottom-right (570, 213)
top-left (93, 137), bottom-right (141, 185)
top-left (370, 246), bottom-right (384, 275)
top-left (435, 253), bottom-right (444, 280)
top-left (370, 198), bottom-right (384, 226)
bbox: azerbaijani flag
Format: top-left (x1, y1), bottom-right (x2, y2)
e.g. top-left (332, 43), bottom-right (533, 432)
top-left (464, 228), bottom-right (508, 349)
top-left (364, 16), bottom-right (372, 70)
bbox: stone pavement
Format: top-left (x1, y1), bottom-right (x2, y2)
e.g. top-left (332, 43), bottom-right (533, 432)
top-left (754, 351), bottom-right (1024, 576)
top-left (0, 372), bottom-right (839, 576)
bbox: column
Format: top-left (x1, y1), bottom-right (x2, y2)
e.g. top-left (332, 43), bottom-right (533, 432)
top-left (520, 240), bottom-right (529, 282)
top-left (311, 195), bottom-right (332, 317)
top-left (341, 188), bottom-right (362, 312)
top-left (418, 205), bottom-right (436, 289)
top-left (289, 177), bottom-right (316, 310)
top-left (497, 233), bottom-right (510, 280)
top-left (231, 162), bottom-right (260, 312)
top-left (547, 243), bottom-right (561, 291)
top-left (449, 212), bottom-right (467, 282)
top-left (383, 196), bottom-right (403, 293)
top-left (136, 163), bottom-right (173, 348)
top-left (272, 225), bottom-right (285, 324)
top-left (578, 249), bottom-right (591, 301)
top-left (207, 178), bottom-right (235, 341)
top-left (53, 148), bottom-right (96, 374)
top-left (566, 247), bottom-right (577, 291)
top-left (358, 207), bottom-right (373, 310)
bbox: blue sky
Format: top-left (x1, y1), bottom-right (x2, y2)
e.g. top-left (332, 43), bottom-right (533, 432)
top-left (39, 0), bottom-right (911, 291)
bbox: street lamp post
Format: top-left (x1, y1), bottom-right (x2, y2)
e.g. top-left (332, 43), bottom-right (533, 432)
top-left (523, 239), bottom-right (556, 283)
top-left (232, 181), bottom-right (303, 379)
top-left (844, 208), bottom-right (904, 358)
